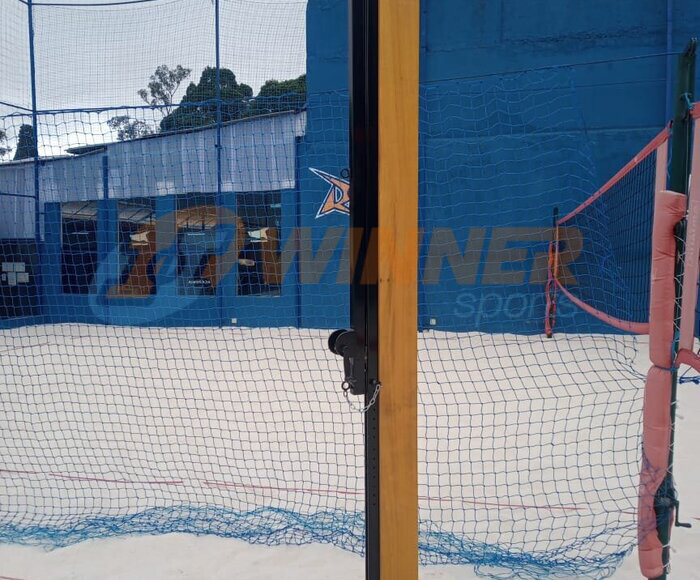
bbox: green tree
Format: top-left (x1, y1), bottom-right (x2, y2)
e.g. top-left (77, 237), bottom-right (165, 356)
top-left (160, 67), bottom-right (253, 132)
top-left (107, 116), bottom-right (153, 142)
top-left (251, 74), bottom-right (306, 115)
top-left (14, 124), bottom-right (37, 161)
top-left (0, 128), bottom-right (10, 160)
top-left (108, 64), bottom-right (191, 141)
top-left (138, 64), bottom-right (192, 116)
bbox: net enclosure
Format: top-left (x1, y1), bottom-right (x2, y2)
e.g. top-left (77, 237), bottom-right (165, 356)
top-left (0, 0), bottom-right (698, 578)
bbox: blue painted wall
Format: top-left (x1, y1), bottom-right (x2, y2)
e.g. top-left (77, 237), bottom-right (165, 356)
top-left (26, 190), bottom-right (302, 330)
top-left (4, 2), bottom-right (699, 334)
top-left (302, 0), bottom-right (700, 334)
top-left (309, 0), bottom-right (700, 180)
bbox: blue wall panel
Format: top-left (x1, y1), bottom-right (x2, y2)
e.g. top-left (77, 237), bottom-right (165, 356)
top-left (296, 90), bottom-right (350, 330)
top-left (308, 0), bottom-right (699, 180)
top-left (302, 0), bottom-right (700, 335)
top-left (38, 191), bottom-right (303, 330)
top-left (5, 2), bottom-right (699, 334)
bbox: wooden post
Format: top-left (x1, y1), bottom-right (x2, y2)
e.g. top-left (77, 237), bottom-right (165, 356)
top-left (378, 0), bottom-right (419, 578)
top-left (347, 0), bottom-right (419, 576)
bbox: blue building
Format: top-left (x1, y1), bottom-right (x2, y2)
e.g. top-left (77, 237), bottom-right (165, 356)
top-left (0, 112), bottom-right (307, 328)
top-left (1, 0), bottom-right (699, 334)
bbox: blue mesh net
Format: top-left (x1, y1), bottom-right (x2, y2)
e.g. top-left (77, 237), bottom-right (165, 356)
top-left (415, 72), bottom-right (647, 577)
top-left (556, 140), bottom-right (659, 327)
top-left (0, 1), bottom-right (664, 578)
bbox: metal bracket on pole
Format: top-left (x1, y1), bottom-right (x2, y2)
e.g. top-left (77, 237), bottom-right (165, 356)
top-left (328, 328), bottom-right (367, 396)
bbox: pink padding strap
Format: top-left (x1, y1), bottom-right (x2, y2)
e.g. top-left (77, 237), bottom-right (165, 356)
top-left (554, 279), bottom-right (649, 334)
top-left (638, 366), bottom-right (673, 580)
top-left (558, 128), bottom-right (670, 225)
top-left (679, 119), bottom-right (700, 351)
top-left (676, 348), bottom-right (700, 373)
top-left (639, 189), bottom-right (687, 579)
top-left (648, 191), bottom-right (687, 366)
top-left (692, 103), bottom-right (700, 120)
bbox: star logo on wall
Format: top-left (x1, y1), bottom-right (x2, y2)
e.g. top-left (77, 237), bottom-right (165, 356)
top-left (310, 168), bottom-right (350, 218)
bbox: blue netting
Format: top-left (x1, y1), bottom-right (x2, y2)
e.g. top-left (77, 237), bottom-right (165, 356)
top-left (415, 71), bottom-right (646, 578)
top-left (557, 141), bottom-right (659, 326)
top-left (0, 1), bottom-right (659, 578)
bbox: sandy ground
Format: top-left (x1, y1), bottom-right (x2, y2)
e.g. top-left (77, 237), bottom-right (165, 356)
top-left (1, 324), bottom-right (698, 579)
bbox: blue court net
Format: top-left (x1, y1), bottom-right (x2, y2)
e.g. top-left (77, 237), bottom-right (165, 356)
top-left (555, 138), bottom-right (660, 328)
top-left (0, 1), bottom-right (656, 578)
top-left (416, 73), bottom-right (647, 577)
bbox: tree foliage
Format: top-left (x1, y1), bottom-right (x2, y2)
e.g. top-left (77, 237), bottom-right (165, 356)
top-left (0, 128), bottom-right (10, 160)
top-left (106, 65), bottom-right (307, 142)
top-left (108, 64), bottom-right (190, 141)
top-left (138, 64), bottom-right (192, 116)
top-left (257, 74), bottom-right (306, 98)
top-left (107, 116), bottom-right (154, 142)
top-left (160, 67), bottom-right (253, 132)
top-left (160, 70), bottom-right (306, 132)
top-left (14, 124), bottom-right (37, 161)
top-left (249, 74), bottom-right (306, 116)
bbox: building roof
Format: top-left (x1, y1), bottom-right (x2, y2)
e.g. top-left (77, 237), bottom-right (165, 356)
top-left (0, 110), bottom-right (306, 239)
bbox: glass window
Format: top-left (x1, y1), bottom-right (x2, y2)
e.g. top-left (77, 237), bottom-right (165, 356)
top-left (114, 198), bottom-right (156, 297)
top-left (176, 193), bottom-right (217, 296)
top-left (61, 201), bottom-right (98, 294)
top-left (237, 191), bottom-right (281, 297)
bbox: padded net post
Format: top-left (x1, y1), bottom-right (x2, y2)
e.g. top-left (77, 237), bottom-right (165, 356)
top-left (637, 188), bottom-right (686, 579)
top-left (676, 107), bottom-right (700, 370)
top-left (639, 105), bottom-right (700, 579)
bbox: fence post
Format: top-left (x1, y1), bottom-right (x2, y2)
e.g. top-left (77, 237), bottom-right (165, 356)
top-left (348, 0), bottom-right (420, 577)
top-left (656, 38), bottom-right (697, 580)
top-left (27, 0), bottom-right (42, 311)
top-left (215, 0), bottom-right (224, 326)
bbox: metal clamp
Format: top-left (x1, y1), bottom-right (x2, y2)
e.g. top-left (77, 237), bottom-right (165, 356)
top-left (328, 328), bottom-right (366, 396)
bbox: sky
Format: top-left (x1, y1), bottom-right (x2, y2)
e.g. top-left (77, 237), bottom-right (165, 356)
top-left (1, 0), bottom-right (307, 155)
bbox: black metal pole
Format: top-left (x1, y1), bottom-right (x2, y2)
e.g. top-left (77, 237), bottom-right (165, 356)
top-left (27, 0), bottom-right (42, 310)
top-left (349, 0), bottom-right (380, 577)
top-left (669, 41), bottom-right (696, 195)
top-left (215, 0), bottom-right (224, 327)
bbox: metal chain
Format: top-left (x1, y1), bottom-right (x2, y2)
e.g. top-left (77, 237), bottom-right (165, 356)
top-left (341, 380), bottom-right (381, 413)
